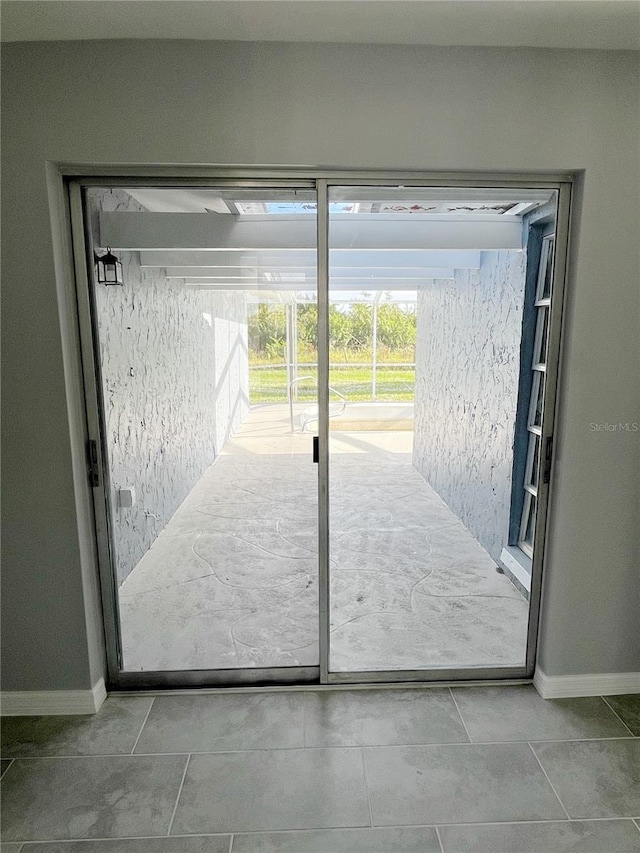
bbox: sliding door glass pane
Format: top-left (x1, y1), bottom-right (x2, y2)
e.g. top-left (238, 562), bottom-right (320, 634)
top-left (327, 185), bottom-right (537, 673)
top-left (86, 185), bottom-right (319, 673)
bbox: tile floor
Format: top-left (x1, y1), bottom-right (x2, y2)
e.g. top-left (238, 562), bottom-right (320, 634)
top-left (119, 405), bottom-right (528, 673)
top-left (2, 686), bottom-right (639, 851)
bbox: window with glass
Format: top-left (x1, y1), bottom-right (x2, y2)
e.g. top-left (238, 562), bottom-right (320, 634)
top-left (519, 234), bottom-right (554, 556)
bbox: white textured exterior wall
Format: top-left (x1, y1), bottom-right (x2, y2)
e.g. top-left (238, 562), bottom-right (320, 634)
top-left (413, 251), bottom-right (526, 562)
top-left (90, 191), bottom-right (249, 585)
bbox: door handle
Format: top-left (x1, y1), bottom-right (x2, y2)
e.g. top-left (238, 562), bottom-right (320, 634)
top-left (87, 439), bottom-right (100, 487)
top-left (313, 436), bottom-right (319, 464)
top-left (542, 436), bottom-right (553, 484)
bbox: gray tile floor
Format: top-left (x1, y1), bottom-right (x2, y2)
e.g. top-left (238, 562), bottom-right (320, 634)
top-left (119, 406), bottom-right (528, 673)
top-left (2, 687), bottom-right (639, 851)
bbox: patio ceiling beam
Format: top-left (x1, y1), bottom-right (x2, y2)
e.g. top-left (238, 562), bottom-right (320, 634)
top-left (101, 212), bottom-right (522, 251)
top-left (139, 249), bottom-right (482, 269)
top-left (164, 267), bottom-right (455, 280)
top-left (182, 280), bottom-right (447, 291)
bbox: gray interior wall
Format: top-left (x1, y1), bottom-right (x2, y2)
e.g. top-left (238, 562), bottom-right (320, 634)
top-left (413, 251), bottom-right (526, 563)
top-left (89, 190), bottom-right (248, 585)
top-left (1, 41), bottom-right (638, 690)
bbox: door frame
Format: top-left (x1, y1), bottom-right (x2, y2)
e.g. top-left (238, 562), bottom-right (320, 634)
top-left (321, 178), bottom-right (572, 685)
top-left (65, 167), bottom-right (573, 689)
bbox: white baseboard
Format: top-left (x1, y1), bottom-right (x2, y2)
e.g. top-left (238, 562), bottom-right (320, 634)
top-left (0, 678), bottom-right (107, 716)
top-left (534, 667), bottom-right (640, 699)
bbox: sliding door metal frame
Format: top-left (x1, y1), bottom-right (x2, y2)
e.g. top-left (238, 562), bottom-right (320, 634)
top-left (65, 166), bottom-right (573, 690)
top-left (69, 181), bottom-right (122, 685)
top-left (321, 176), bottom-right (572, 685)
top-left (115, 666), bottom-right (320, 690)
top-left (525, 181), bottom-right (572, 677)
top-left (58, 163), bottom-right (572, 185)
top-left (316, 180), bottom-right (331, 682)
top-left (68, 176), bottom-right (321, 690)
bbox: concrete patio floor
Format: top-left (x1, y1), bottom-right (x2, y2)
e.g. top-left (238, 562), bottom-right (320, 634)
top-left (119, 405), bottom-right (528, 673)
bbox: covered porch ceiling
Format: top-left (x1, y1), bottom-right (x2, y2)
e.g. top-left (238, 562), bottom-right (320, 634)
top-left (98, 187), bottom-right (553, 299)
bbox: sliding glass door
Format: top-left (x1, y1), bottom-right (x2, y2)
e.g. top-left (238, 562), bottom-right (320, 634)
top-left (323, 182), bottom-right (564, 682)
top-left (75, 181), bottom-right (322, 686)
top-left (71, 172), bottom-right (569, 688)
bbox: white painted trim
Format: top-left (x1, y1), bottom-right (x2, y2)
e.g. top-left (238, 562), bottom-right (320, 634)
top-left (499, 547), bottom-right (532, 593)
top-left (534, 668), bottom-right (640, 699)
top-left (0, 678), bottom-right (107, 716)
top-left (92, 677), bottom-right (108, 711)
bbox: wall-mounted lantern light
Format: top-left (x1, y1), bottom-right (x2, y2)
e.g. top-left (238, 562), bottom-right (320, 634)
top-left (95, 247), bottom-right (124, 286)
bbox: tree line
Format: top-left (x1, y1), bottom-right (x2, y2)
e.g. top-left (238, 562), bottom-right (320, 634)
top-left (249, 302), bottom-right (416, 357)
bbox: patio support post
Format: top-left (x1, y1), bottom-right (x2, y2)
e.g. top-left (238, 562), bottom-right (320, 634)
top-left (292, 298), bottom-right (298, 398)
top-left (372, 291), bottom-right (382, 401)
top-left (285, 302), bottom-right (293, 399)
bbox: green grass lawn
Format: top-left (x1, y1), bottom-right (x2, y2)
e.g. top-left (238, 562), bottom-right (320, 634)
top-left (249, 364), bottom-right (415, 403)
top-left (249, 344), bottom-right (415, 403)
